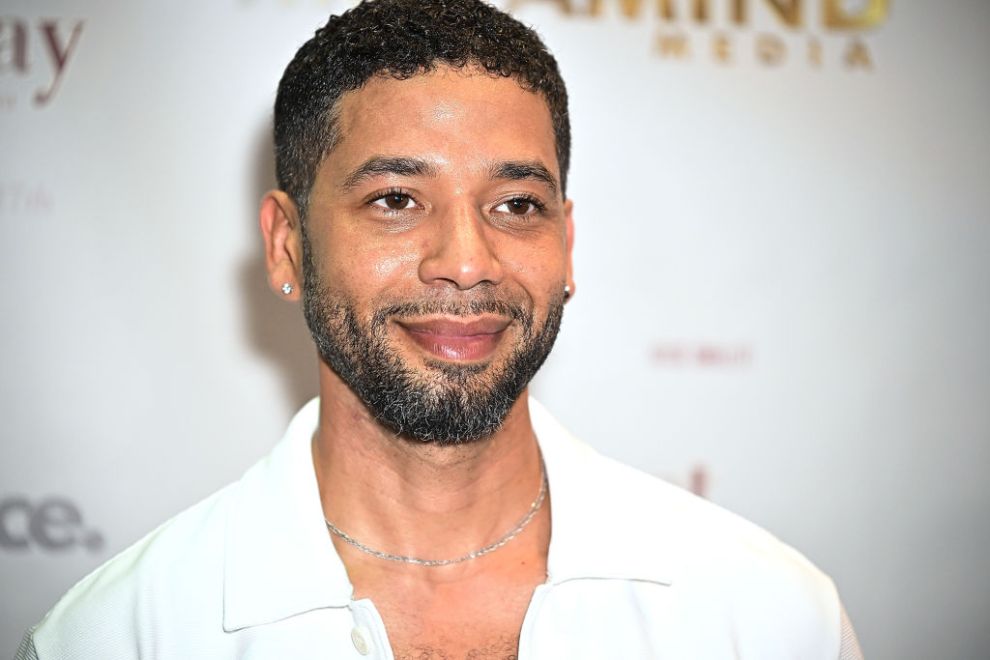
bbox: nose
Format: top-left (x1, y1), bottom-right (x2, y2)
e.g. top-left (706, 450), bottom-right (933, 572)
top-left (418, 202), bottom-right (504, 291)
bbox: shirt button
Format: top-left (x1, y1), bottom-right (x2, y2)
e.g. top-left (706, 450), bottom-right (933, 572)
top-left (351, 626), bottom-right (371, 655)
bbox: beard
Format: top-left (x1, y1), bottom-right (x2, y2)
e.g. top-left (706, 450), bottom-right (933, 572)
top-left (301, 250), bottom-right (564, 445)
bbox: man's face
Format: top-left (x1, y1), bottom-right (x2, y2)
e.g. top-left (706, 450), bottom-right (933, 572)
top-left (301, 66), bottom-right (574, 444)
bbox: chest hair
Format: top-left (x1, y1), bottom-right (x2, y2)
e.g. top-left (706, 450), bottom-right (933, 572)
top-left (394, 635), bottom-right (518, 659)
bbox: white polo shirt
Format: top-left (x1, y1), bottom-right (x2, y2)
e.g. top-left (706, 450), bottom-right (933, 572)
top-left (16, 399), bottom-right (862, 659)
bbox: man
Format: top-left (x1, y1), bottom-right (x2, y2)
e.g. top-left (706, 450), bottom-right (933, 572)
top-left (16, 1), bottom-right (863, 658)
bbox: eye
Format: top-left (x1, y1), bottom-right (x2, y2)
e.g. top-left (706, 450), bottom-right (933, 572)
top-left (371, 192), bottom-right (415, 211)
top-left (495, 197), bottom-right (544, 216)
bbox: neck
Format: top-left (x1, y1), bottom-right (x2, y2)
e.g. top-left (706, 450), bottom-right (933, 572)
top-left (311, 363), bottom-right (548, 576)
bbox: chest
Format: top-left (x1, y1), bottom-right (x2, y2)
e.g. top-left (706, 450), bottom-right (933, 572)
top-left (353, 570), bottom-right (541, 660)
top-left (223, 580), bottom-right (824, 660)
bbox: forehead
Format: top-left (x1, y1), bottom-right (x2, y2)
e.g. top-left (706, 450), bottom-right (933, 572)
top-left (329, 66), bottom-right (558, 179)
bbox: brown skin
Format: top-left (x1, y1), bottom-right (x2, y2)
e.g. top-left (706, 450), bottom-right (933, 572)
top-left (260, 66), bottom-right (575, 658)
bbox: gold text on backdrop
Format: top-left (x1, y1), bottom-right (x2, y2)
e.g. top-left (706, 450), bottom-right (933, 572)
top-left (510, 0), bottom-right (887, 69)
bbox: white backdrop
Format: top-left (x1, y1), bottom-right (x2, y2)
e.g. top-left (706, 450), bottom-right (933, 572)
top-left (2, 1), bottom-right (988, 658)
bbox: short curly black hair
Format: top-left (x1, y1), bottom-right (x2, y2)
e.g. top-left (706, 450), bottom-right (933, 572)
top-left (274, 0), bottom-right (571, 217)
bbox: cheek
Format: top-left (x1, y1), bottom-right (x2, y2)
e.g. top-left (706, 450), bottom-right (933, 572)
top-left (372, 248), bottom-right (419, 280)
top-left (500, 239), bottom-right (568, 292)
top-left (325, 233), bottom-right (423, 296)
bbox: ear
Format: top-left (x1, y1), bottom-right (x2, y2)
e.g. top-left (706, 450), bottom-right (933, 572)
top-left (259, 190), bottom-right (304, 301)
top-left (563, 198), bottom-right (576, 302)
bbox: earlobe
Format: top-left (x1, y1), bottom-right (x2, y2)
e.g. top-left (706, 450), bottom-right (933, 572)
top-left (259, 190), bottom-right (304, 300)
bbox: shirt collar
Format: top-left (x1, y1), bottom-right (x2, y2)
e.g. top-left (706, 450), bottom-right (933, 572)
top-left (223, 397), bottom-right (673, 631)
top-left (529, 399), bottom-right (676, 588)
top-left (223, 398), bottom-right (352, 632)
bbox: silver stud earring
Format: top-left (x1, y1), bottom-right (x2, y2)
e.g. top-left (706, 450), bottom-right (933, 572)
top-left (281, 282), bottom-right (294, 295)
top-left (563, 285), bottom-right (571, 301)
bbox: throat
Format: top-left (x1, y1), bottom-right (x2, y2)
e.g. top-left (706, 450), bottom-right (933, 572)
top-left (324, 463), bottom-right (548, 568)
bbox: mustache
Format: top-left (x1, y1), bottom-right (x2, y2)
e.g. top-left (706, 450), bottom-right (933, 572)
top-left (371, 297), bottom-right (530, 326)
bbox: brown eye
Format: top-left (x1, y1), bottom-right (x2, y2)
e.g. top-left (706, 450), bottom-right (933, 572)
top-left (498, 197), bottom-right (540, 216)
top-left (507, 198), bottom-right (532, 214)
top-left (371, 192), bottom-right (415, 211)
top-left (384, 193), bottom-right (411, 210)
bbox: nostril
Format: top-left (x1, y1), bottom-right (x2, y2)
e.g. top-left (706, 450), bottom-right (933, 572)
top-left (417, 218), bottom-right (503, 290)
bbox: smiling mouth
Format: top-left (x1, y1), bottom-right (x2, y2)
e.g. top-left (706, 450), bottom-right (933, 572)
top-left (395, 316), bottom-right (511, 362)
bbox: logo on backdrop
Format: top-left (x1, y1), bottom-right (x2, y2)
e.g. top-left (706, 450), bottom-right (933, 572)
top-left (510, 0), bottom-right (887, 69)
top-left (655, 464), bottom-right (711, 497)
top-left (652, 341), bottom-right (753, 368)
top-left (0, 181), bottom-right (54, 216)
top-left (0, 17), bottom-right (84, 110)
top-left (0, 496), bottom-right (104, 553)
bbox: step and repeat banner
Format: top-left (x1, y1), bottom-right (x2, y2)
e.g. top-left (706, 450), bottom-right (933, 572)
top-left (2, 1), bottom-right (988, 657)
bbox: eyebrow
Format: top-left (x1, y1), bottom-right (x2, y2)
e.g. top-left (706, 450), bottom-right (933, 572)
top-left (489, 160), bottom-right (559, 197)
top-left (339, 156), bottom-right (560, 197)
top-left (340, 156), bottom-right (439, 192)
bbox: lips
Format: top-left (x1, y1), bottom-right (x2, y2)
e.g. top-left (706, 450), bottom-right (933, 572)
top-left (396, 316), bottom-right (511, 361)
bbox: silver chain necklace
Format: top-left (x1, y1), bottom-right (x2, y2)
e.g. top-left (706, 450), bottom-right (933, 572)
top-left (324, 465), bottom-right (548, 567)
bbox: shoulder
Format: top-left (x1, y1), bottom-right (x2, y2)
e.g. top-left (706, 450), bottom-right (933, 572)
top-left (24, 482), bottom-right (236, 659)
top-left (616, 454), bottom-right (837, 602)
top-left (533, 399), bottom-right (832, 587)
top-left (616, 458), bottom-right (842, 654)
top-left (593, 449), bottom-right (835, 595)
top-left (533, 401), bottom-right (841, 653)
top-left (21, 400), bottom-right (331, 659)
